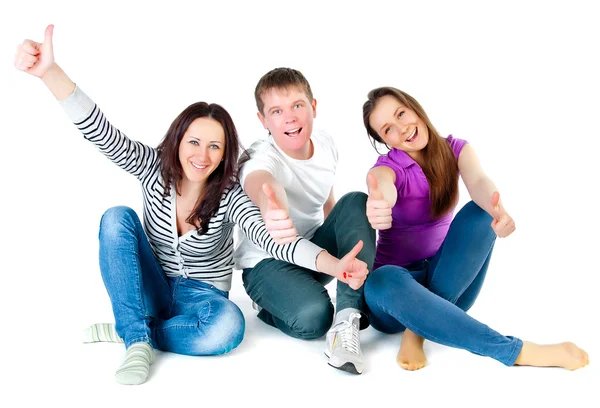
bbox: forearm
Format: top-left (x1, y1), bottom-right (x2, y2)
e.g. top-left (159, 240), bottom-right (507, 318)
top-left (41, 63), bottom-right (75, 100)
top-left (467, 176), bottom-right (501, 215)
top-left (380, 181), bottom-right (398, 207)
top-left (315, 250), bottom-right (339, 278)
top-left (245, 174), bottom-right (290, 215)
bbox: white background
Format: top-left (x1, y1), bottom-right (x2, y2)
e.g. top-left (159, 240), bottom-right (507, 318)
top-left (0, 0), bottom-right (598, 406)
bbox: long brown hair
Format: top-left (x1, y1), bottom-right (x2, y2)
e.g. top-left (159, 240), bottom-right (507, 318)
top-left (363, 87), bottom-right (459, 218)
top-left (157, 102), bottom-right (241, 234)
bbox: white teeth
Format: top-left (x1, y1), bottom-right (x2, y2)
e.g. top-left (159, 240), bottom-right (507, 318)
top-left (287, 128), bottom-right (300, 134)
top-left (191, 162), bottom-right (207, 169)
top-left (407, 129), bottom-right (417, 142)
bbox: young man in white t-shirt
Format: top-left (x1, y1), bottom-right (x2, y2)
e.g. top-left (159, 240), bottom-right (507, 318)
top-left (234, 68), bottom-right (376, 374)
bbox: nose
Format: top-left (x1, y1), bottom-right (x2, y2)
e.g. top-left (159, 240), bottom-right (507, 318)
top-left (397, 119), bottom-right (409, 136)
top-left (283, 109), bottom-right (297, 123)
top-left (197, 147), bottom-right (209, 160)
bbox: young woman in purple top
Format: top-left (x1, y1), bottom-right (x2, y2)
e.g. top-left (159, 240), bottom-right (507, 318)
top-left (362, 86), bottom-right (588, 371)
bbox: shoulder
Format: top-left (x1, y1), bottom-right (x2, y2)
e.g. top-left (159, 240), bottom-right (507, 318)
top-left (374, 149), bottom-right (411, 171)
top-left (221, 182), bottom-right (253, 209)
top-left (244, 137), bottom-right (282, 166)
top-left (313, 128), bottom-right (335, 146)
top-left (445, 134), bottom-right (469, 158)
top-left (312, 128), bottom-right (338, 164)
top-left (372, 150), bottom-right (408, 190)
top-left (240, 138), bottom-right (282, 181)
top-left (247, 138), bottom-right (275, 155)
top-left (313, 128), bottom-right (337, 150)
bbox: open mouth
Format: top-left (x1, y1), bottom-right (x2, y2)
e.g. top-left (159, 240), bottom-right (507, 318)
top-left (191, 162), bottom-right (208, 171)
top-left (284, 127), bottom-right (302, 137)
top-left (406, 128), bottom-right (418, 143)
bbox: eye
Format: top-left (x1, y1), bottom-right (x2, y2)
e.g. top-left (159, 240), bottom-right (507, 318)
top-left (294, 103), bottom-right (302, 109)
top-left (189, 140), bottom-right (199, 146)
top-left (384, 126), bottom-right (391, 135)
top-left (398, 111), bottom-right (405, 118)
top-left (209, 144), bottom-right (221, 149)
top-left (272, 109), bottom-right (281, 115)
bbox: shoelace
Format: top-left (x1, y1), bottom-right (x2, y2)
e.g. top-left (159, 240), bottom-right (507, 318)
top-left (336, 312), bottom-right (362, 355)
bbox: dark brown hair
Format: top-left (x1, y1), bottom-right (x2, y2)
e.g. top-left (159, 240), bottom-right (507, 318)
top-left (254, 67), bottom-right (313, 114)
top-left (157, 102), bottom-right (241, 234)
top-left (363, 87), bottom-right (459, 218)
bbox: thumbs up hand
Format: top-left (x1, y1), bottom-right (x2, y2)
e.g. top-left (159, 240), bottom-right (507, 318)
top-left (14, 24), bottom-right (55, 78)
top-left (335, 240), bottom-right (369, 290)
top-left (489, 191), bottom-right (516, 238)
top-left (366, 173), bottom-right (392, 230)
top-left (262, 183), bottom-right (297, 244)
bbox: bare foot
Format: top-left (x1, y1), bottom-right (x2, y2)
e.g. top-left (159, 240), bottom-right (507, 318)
top-left (397, 329), bottom-right (427, 370)
top-left (515, 341), bottom-right (589, 370)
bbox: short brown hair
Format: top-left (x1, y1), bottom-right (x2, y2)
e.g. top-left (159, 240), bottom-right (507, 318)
top-left (254, 67), bottom-right (313, 114)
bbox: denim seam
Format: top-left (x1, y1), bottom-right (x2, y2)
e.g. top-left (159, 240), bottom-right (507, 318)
top-left (126, 336), bottom-right (152, 348)
top-left (199, 299), bottom-right (213, 325)
top-left (504, 337), bottom-right (524, 366)
top-left (169, 277), bottom-right (180, 317)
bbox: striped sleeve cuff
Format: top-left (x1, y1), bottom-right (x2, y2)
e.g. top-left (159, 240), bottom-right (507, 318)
top-left (58, 85), bottom-right (95, 123)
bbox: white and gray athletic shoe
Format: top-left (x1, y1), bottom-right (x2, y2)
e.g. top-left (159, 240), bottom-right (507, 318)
top-left (324, 312), bottom-right (364, 374)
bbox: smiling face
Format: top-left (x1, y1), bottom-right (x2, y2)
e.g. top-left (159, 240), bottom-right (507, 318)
top-left (257, 86), bottom-right (317, 160)
top-left (178, 117), bottom-right (226, 186)
top-left (368, 95), bottom-right (429, 160)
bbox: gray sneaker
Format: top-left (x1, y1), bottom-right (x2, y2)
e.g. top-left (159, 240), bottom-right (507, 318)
top-left (324, 312), bottom-right (364, 374)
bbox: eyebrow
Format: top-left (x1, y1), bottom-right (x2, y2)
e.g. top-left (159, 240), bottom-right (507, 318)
top-left (189, 136), bottom-right (224, 144)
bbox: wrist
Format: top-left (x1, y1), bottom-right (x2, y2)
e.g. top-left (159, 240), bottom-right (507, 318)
top-left (40, 62), bottom-right (60, 80)
top-left (315, 250), bottom-right (336, 277)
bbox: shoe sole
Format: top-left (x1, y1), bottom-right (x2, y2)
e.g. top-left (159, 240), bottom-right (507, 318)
top-left (324, 352), bottom-right (362, 375)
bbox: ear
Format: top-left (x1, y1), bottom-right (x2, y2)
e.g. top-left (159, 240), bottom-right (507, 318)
top-left (257, 111), bottom-right (269, 130)
top-left (311, 98), bottom-right (317, 118)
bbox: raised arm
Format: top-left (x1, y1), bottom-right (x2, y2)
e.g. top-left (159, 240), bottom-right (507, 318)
top-left (366, 166), bottom-right (397, 230)
top-left (458, 144), bottom-right (515, 238)
top-left (15, 25), bottom-right (158, 181)
top-left (244, 169), bottom-right (297, 244)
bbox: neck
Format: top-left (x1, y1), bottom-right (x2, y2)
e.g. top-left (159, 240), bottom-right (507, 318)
top-left (178, 178), bottom-right (204, 202)
top-left (407, 150), bottom-right (425, 167)
top-left (281, 139), bottom-right (314, 160)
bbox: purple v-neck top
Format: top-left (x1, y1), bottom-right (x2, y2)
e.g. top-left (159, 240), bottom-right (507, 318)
top-left (372, 135), bottom-right (468, 269)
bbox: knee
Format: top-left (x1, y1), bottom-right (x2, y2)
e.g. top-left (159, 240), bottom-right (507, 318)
top-left (365, 265), bottom-right (410, 297)
top-left (365, 266), bottom-right (411, 335)
top-left (365, 266), bottom-right (412, 312)
top-left (192, 299), bottom-right (245, 356)
top-left (365, 266), bottom-right (391, 295)
top-left (459, 201), bottom-right (496, 241)
top-left (99, 206), bottom-right (138, 239)
top-left (289, 300), bottom-right (334, 340)
top-left (338, 191), bottom-right (368, 210)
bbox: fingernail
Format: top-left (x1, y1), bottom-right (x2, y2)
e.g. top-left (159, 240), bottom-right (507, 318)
top-left (343, 272), bottom-right (347, 279)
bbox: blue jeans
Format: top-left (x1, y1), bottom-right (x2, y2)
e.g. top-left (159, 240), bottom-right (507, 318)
top-left (364, 201), bottom-right (523, 366)
top-left (98, 206), bottom-right (245, 355)
top-left (242, 192), bottom-right (376, 339)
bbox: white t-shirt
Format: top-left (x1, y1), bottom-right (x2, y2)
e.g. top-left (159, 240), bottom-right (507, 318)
top-left (234, 129), bottom-right (338, 269)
